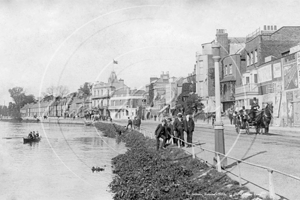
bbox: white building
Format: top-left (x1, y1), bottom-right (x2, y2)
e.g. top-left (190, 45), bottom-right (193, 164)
top-left (109, 89), bottom-right (145, 119)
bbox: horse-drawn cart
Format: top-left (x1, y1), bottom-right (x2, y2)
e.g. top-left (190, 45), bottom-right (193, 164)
top-left (235, 119), bottom-right (258, 135)
top-left (235, 104), bottom-right (272, 135)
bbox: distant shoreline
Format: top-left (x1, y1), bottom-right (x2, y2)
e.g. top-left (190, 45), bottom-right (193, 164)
top-left (0, 117), bottom-right (86, 125)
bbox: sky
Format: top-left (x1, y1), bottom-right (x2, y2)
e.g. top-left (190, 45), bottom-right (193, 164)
top-left (1, 0), bottom-right (300, 105)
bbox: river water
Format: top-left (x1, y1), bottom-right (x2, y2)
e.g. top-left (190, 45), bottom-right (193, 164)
top-left (0, 122), bottom-right (126, 200)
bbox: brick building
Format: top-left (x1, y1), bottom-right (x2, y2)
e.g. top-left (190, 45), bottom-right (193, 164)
top-left (235, 26), bottom-right (300, 113)
top-left (221, 52), bottom-right (246, 111)
top-left (217, 28), bottom-right (246, 112)
top-left (196, 29), bottom-right (246, 112)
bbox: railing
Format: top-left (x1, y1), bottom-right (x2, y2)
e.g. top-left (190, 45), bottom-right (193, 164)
top-left (136, 126), bottom-right (300, 200)
top-left (235, 84), bottom-right (259, 95)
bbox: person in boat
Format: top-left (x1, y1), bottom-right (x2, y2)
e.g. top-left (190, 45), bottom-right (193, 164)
top-left (32, 131), bottom-right (36, 138)
top-left (36, 131), bottom-right (39, 137)
top-left (28, 132), bottom-right (33, 139)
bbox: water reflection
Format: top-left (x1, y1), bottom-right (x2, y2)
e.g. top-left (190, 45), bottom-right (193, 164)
top-left (0, 122), bottom-right (126, 200)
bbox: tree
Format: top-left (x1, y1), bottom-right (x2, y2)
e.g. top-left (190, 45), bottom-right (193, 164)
top-left (42, 94), bottom-right (55, 102)
top-left (184, 93), bottom-right (204, 115)
top-left (8, 87), bottom-right (36, 118)
top-left (0, 105), bottom-right (8, 116)
top-left (175, 93), bottom-right (204, 116)
top-left (9, 87), bottom-right (24, 106)
top-left (44, 85), bottom-right (69, 97)
top-left (77, 82), bottom-right (92, 98)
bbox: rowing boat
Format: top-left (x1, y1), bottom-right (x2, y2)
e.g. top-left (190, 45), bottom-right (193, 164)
top-left (23, 136), bottom-right (41, 143)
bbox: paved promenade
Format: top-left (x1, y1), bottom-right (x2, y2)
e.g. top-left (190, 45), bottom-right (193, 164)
top-left (114, 118), bottom-right (300, 200)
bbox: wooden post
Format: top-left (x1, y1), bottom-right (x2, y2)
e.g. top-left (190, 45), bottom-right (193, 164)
top-left (268, 169), bottom-right (275, 199)
top-left (216, 154), bottom-right (222, 172)
top-left (192, 144), bottom-right (195, 159)
top-left (238, 162), bottom-right (242, 186)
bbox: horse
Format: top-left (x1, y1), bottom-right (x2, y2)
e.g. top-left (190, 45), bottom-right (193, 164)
top-left (253, 103), bottom-right (273, 134)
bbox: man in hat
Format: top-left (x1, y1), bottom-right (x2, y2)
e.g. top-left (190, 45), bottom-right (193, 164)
top-left (166, 117), bottom-right (174, 144)
top-left (250, 97), bottom-right (260, 122)
top-left (184, 115), bottom-right (195, 148)
top-left (173, 113), bottom-right (185, 147)
top-left (239, 106), bottom-right (247, 116)
top-left (155, 119), bottom-right (168, 150)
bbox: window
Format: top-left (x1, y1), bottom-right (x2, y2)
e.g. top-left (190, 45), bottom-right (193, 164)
top-left (246, 77), bottom-right (250, 84)
top-left (254, 50), bottom-right (258, 63)
top-left (254, 74), bottom-right (258, 83)
top-left (225, 65), bottom-right (228, 76)
top-left (266, 83), bottom-right (275, 94)
top-left (247, 54), bottom-right (250, 66)
top-left (229, 64), bottom-right (232, 74)
top-left (250, 52), bottom-right (253, 65)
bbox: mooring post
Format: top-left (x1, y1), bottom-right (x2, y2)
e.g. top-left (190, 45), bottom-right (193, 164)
top-left (268, 169), bottom-right (275, 199)
top-left (216, 153), bottom-right (222, 172)
top-left (192, 144), bottom-right (195, 159)
top-left (238, 162), bottom-right (242, 186)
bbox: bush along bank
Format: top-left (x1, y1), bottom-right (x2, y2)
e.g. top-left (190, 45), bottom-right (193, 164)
top-left (94, 122), bottom-right (278, 200)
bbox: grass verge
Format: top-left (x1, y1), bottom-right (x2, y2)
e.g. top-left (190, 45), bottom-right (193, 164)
top-left (94, 122), bottom-right (279, 200)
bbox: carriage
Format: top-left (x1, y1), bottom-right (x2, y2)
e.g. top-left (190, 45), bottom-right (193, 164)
top-left (235, 104), bottom-right (273, 135)
top-left (235, 114), bottom-right (257, 134)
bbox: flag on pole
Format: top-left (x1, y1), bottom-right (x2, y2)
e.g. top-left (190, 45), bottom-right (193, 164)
top-left (113, 59), bottom-right (118, 64)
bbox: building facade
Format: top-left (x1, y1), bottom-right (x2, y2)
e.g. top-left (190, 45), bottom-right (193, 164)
top-left (109, 89), bottom-right (145, 119)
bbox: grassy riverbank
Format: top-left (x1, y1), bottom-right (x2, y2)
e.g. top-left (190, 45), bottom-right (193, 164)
top-left (95, 122), bottom-right (275, 200)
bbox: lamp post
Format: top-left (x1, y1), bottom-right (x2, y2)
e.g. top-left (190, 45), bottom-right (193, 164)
top-left (212, 42), bottom-right (226, 166)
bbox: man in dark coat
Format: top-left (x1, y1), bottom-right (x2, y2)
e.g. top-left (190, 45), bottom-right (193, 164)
top-left (126, 117), bottom-right (132, 129)
top-left (133, 117), bottom-right (137, 129)
top-left (250, 97), bottom-right (260, 122)
top-left (173, 113), bottom-right (185, 147)
top-left (166, 117), bottom-right (174, 144)
top-left (135, 117), bottom-right (141, 130)
top-left (184, 115), bottom-right (195, 148)
top-left (155, 119), bottom-right (168, 150)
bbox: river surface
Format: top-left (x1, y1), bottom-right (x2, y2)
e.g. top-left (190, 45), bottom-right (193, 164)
top-left (0, 122), bottom-right (126, 200)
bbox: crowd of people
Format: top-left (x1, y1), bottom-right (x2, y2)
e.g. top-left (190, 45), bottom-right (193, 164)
top-left (154, 113), bottom-right (195, 151)
top-left (125, 113), bottom-right (195, 151)
top-left (27, 131), bottom-right (40, 139)
top-left (126, 116), bottom-right (142, 130)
